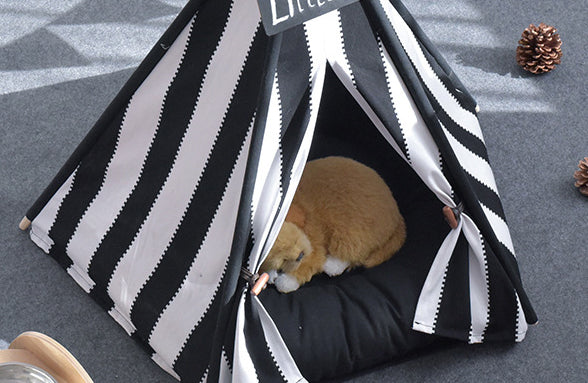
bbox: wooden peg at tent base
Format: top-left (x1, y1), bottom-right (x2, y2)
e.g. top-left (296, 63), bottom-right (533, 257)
top-left (19, 216), bottom-right (31, 231)
top-left (251, 273), bottom-right (270, 296)
top-left (442, 206), bottom-right (459, 229)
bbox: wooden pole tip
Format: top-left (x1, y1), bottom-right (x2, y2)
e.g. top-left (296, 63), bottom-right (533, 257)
top-left (251, 273), bottom-right (270, 296)
top-left (19, 216), bottom-right (31, 231)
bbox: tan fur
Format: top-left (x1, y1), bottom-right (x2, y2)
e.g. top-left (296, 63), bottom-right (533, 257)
top-left (259, 156), bottom-right (406, 291)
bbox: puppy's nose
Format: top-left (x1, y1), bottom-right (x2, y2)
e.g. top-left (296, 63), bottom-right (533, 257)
top-left (277, 269), bottom-right (283, 274)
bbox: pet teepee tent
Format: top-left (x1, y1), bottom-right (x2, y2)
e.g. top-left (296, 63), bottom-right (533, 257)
top-left (21, 0), bottom-right (537, 381)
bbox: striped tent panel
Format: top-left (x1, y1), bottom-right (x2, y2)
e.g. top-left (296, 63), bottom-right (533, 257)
top-left (30, 0), bottom-right (269, 380)
top-left (366, 0), bottom-right (532, 340)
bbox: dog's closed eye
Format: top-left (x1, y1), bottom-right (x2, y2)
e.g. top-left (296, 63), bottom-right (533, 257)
top-left (296, 251), bottom-right (304, 262)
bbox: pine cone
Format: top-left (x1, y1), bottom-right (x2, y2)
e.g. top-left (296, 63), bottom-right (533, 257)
top-left (516, 23), bottom-right (562, 74)
top-left (574, 157), bottom-right (588, 196)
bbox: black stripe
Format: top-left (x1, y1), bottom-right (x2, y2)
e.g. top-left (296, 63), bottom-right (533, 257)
top-left (130, 26), bottom-right (267, 341)
top-left (271, 29), bottom-right (313, 233)
top-left (434, 233), bottom-right (471, 341)
top-left (276, 24), bottom-right (312, 131)
top-left (244, 294), bottom-right (287, 382)
top-left (482, 241), bottom-right (518, 341)
top-left (221, 346), bottom-right (234, 376)
top-left (48, 107), bottom-right (124, 269)
top-left (339, 3), bottom-right (408, 158)
top-left (279, 87), bottom-right (312, 206)
top-left (86, 0), bottom-right (234, 308)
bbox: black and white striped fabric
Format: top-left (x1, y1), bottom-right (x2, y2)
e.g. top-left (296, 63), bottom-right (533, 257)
top-left (26, 0), bottom-right (536, 381)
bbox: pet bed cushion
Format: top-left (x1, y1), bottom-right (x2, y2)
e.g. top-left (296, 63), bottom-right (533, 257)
top-left (259, 67), bottom-right (454, 381)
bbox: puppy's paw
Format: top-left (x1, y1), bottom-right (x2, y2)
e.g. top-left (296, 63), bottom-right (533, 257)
top-left (323, 256), bottom-right (350, 277)
top-left (274, 273), bottom-right (300, 293)
top-left (266, 269), bottom-right (279, 284)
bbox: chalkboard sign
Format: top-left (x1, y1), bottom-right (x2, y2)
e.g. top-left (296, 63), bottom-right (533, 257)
top-left (257, 0), bottom-right (360, 35)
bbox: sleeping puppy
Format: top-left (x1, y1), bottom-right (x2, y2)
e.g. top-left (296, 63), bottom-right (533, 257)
top-left (259, 156), bottom-right (406, 293)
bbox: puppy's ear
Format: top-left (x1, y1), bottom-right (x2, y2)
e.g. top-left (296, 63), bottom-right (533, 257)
top-left (285, 203), bottom-right (306, 228)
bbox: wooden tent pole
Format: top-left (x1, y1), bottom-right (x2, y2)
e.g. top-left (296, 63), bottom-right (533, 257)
top-left (19, 216), bottom-right (31, 231)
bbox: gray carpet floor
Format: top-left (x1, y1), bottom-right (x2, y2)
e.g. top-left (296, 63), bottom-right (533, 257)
top-left (1, 1), bottom-right (586, 382)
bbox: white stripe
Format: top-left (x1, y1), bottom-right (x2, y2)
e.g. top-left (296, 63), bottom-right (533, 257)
top-left (322, 11), bottom-right (354, 85)
top-left (30, 168), bottom-right (77, 253)
top-left (378, 40), bottom-right (454, 206)
top-left (65, 17), bottom-right (195, 271)
top-left (441, 123), bottom-right (499, 195)
top-left (250, 153), bottom-right (283, 271)
top-left (148, 126), bottom-right (252, 366)
top-left (106, 1), bottom-right (260, 320)
top-left (515, 292), bottom-right (528, 342)
top-left (249, 73), bottom-right (284, 270)
top-left (378, 0), bottom-right (484, 142)
top-left (303, 12), bottom-right (328, 86)
top-left (481, 203), bottom-right (516, 255)
top-left (462, 215), bottom-right (489, 343)
top-left (232, 292), bottom-right (258, 383)
top-left (413, 220), bottom-right (462, 333)
top-left (253, 297), bottom-right (307, 382)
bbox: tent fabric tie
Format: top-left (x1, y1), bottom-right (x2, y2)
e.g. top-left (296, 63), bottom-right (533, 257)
top-left (443, 202), bottom-right (464, 229)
